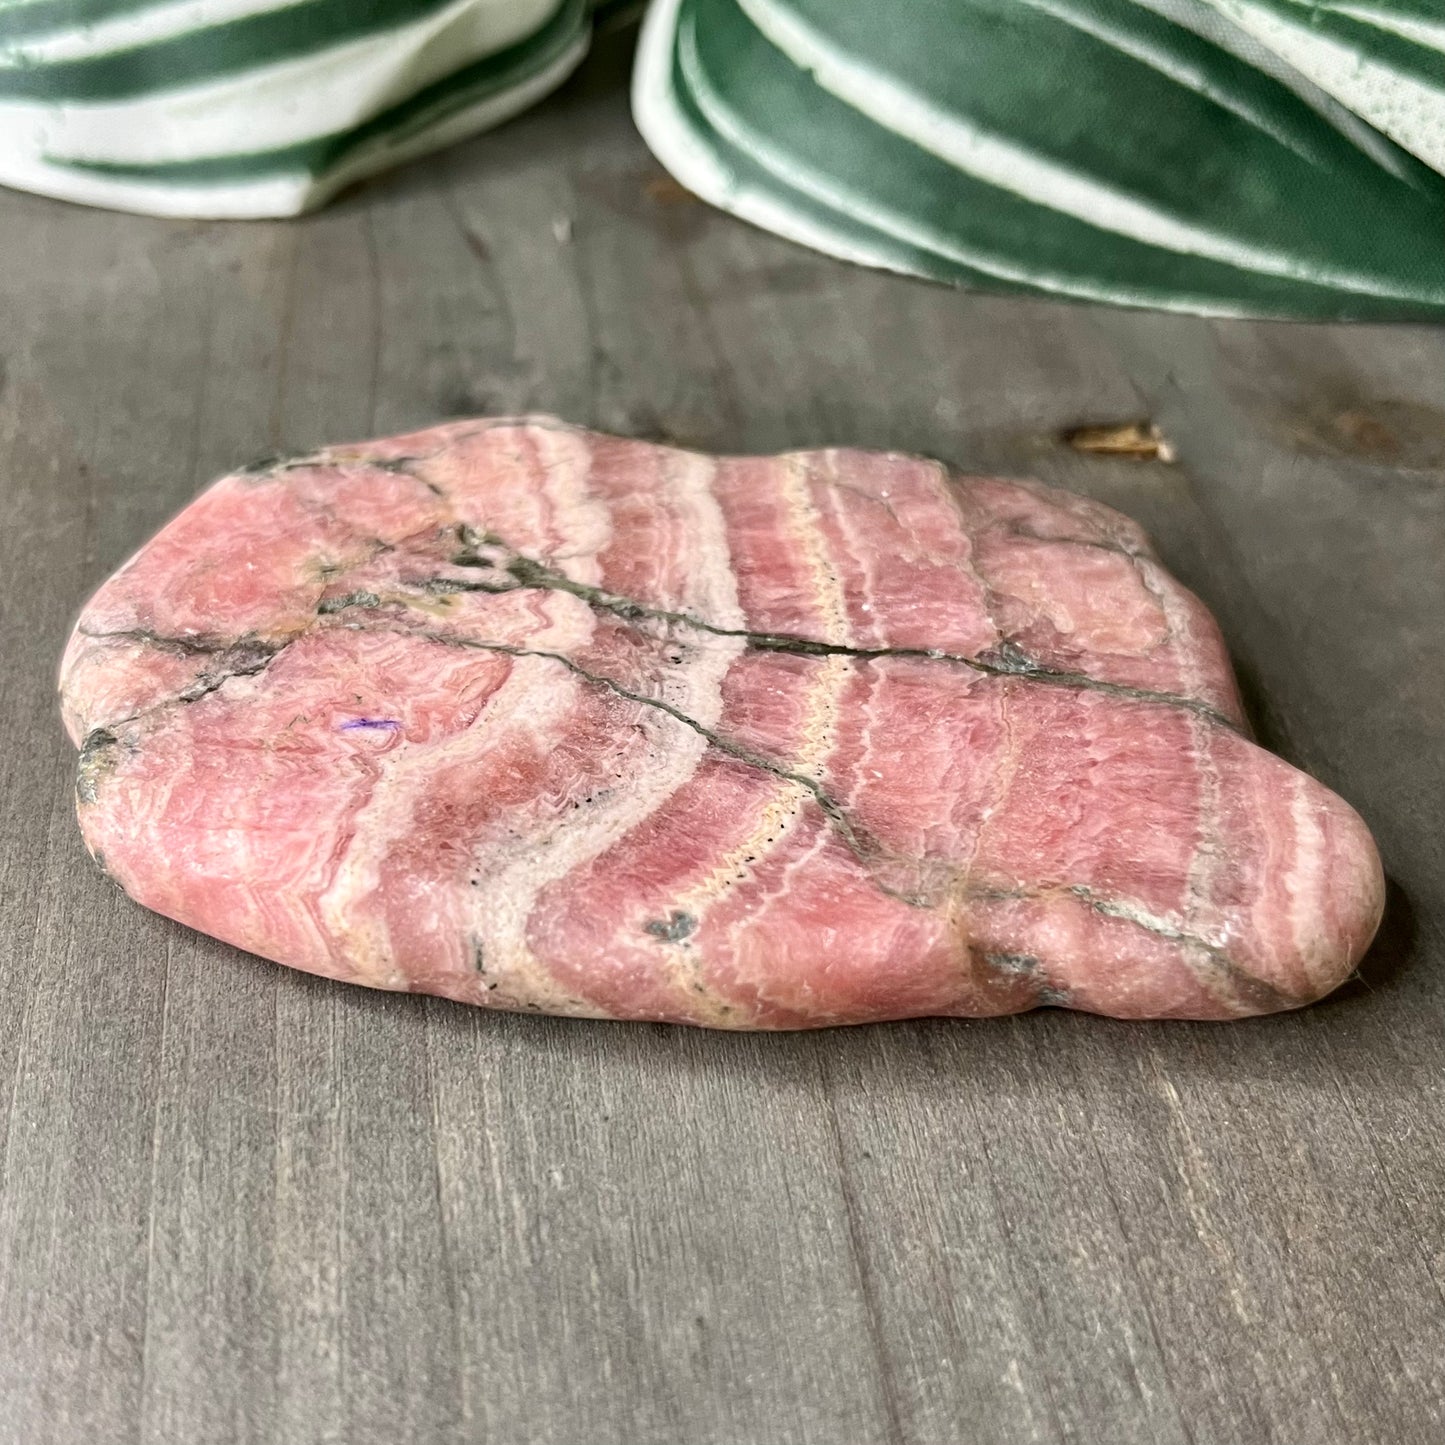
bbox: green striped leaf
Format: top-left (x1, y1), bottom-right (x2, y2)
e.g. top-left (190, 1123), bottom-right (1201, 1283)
top-left (633, 0), bottom-right (1445, 318)
top-left (0, 1), bottom-right (546, 100)
top-left (52, 0), bottom-right (585, 182)
top-left (1197, 0), bottom-right (1445, 173)
top-left (0, 1), bottom-right (164, 45)
top-left (0, 0), bottom-right (588, 215)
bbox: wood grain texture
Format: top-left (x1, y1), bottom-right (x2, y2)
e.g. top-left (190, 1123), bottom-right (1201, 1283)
top-left (2, 28), bottom-right (1443, 1445)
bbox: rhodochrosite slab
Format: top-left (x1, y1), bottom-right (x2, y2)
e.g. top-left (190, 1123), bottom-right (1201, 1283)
top-left (61, 419), bottom-right (1383, 1026)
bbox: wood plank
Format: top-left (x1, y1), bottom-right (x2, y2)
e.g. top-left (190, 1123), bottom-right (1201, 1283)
top-left (1, 29), bottom-right (1443, 1445)
top-left (0, 207), bottom-right (192, 1445)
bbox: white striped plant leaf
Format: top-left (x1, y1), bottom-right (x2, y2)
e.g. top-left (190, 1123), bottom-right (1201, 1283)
top-left (0, 0), bottom-right (590, 216)
top-left (633, 0), bottom-right (1445, 318)
top-left (1196, 0), bottom-right (1445, 175)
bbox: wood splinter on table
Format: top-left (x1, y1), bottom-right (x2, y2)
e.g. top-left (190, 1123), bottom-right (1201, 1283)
top-left (1063, 420), bottom-right (1177, 462)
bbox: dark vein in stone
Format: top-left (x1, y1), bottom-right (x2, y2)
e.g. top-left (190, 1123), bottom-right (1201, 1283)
top-left (972, 881), bottom-right (1294, 1011)
top-left (403, 626), bottom-right (923, 896)
top-left (75, 611), bottom-right (1281, 1004)
top-left (1075, 887), bottom-right (1294, 1012)
top-left (983, 950), bottom-right (1071, 1008)
top-left (76, 612), bottom-right (915, 902)
top-left (79, 625), bottom-right (246, 656)
top-left (428, 545), bottom-right (1243, 732)
top-left (175, 644), bottom-right (285, 704)
top-left (71, 633), bottom-right (295, 758)
top-left (183, 461), bottom-right (1234, 729)
top-left (77, 628), bottom-right (290, 704)
top-left (76, 727), bottom-right (119, 805)
top-left (318, 590), bottom-right (382, 614)
top-left (237, 450), bottom-right (434, 481)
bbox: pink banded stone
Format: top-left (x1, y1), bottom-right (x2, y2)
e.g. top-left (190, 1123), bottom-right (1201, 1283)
top-left (60, 418), bottom-right (1384, 1027)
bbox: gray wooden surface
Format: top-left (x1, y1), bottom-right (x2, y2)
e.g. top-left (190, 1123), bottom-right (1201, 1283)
top-left (3, 31), bottom-right (1444, 1445)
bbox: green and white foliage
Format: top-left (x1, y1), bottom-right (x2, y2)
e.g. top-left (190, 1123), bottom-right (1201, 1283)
top-left (633, 0), bottom-right (1445, 318)
top-left (0, 0), bottom-right (591, 216)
